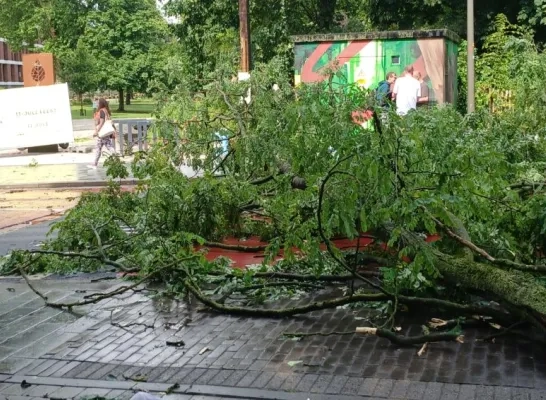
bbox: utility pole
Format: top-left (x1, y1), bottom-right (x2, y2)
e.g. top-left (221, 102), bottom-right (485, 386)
top-left (238, 0), bottom-right (251, 81)
top-left (467, 0), bottom-right (475, 113)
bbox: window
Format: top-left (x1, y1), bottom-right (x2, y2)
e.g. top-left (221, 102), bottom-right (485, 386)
top-left (391, 55), bottom-right (400, 65)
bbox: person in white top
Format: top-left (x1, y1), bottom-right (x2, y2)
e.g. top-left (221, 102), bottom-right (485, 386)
top-left (392, 65), bottom-right (421, 115)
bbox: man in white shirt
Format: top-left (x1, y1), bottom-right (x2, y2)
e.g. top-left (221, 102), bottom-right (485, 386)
top-left (392, 65), bottom-right (421, 115)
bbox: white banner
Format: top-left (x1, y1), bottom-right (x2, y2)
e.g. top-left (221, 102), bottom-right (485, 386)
top-left (0, 83), bottom-right (74, 148)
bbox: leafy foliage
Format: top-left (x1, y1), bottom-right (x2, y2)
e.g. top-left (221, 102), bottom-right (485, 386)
top-left (57, 40), bottom-right (99, 111)
top-left (13, 57), bottom-right (546, 288)
top-left (5, 0), bottom-right (546, 343)
top-left (0, 0), bottom-right (169, 106)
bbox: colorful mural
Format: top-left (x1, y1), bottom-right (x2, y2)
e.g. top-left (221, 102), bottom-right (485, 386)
top-left (294, 32), bottom-right (459, 105)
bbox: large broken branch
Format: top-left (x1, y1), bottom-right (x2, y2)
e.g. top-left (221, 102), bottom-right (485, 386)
top-left (27, 249), bottom-right (136, 272)
top-left (185, 277), bottom-right (512, 320)
top-left (19, 266), bottom-right (152, 309)
top-left (393, 229), bottom-right (546, 329)
top-left (428, 211), bottom-right (546, 273)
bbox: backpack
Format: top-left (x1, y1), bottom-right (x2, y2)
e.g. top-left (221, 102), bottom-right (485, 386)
top-left (375, 80), bottom-right (391, 105)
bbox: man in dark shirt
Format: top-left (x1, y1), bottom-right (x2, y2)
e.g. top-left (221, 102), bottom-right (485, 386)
top-left (413, 71), bottom-right (429, 106)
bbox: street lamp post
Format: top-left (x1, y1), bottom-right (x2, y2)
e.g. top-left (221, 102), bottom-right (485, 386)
top-left (467, 0), bottom-right (475, 113)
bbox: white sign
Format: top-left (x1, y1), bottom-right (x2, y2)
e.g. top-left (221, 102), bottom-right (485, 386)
top-left (0, 83), bottom-right (74, 148)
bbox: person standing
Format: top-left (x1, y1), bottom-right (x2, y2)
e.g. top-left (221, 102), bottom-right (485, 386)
top-left (375, 72), bottom-right (397, 108)
top-left (92, 97), bottom-right (98, 114)
top-left (89, 98), bottom-right (116, 169)
top-left (413, 71), bottom-right (430, 106)
top-left (392, 65), bottom-right (421, 115)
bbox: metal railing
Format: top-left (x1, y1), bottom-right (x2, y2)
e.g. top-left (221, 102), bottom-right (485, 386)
top-left (108, 119), bottom-right (230, 178)
top-left (112, 119), bottom-right (156, 155)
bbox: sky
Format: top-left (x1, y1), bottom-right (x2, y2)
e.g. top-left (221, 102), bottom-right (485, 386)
top-left (156, 0), bottom-right (179, 24)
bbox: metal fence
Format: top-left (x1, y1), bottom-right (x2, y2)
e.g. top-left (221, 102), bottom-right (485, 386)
top-left (112, 119), bottom-right (156, 155)
top-left (109, 119), bottom-right (228, 177)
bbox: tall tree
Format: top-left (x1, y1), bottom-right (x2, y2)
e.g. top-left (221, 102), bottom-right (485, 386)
top-left (160, 0), bottom-right (369, 87)
top-left (57, 41), bottom-right (99, 115)
top-left (0, 0), bottom-right (170, 110)
top-left (365, 0), bottom-right (546, 43)
top-left (0, 0), bottom-right (92, 50)
top-left (82, 0), bottom-right (170, 111)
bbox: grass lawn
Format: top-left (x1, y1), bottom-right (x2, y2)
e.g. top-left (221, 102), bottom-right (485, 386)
top-left (71, 98), bottom-right (156, 120)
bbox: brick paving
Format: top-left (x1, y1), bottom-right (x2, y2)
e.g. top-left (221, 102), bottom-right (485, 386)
top-left (0, 189), bottom-right (83, 231)
top-left (1, 277), bottom-right (546, 399)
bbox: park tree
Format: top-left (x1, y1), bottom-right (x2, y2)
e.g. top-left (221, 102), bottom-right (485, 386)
top-left (0, 0), bottom-right (170, 110)
top-left (365, 0), bottom-right (546, 44)
top-left (56, 41), bottom-right (99, 116)
top-left (81, 0), bottom-right (170, 111)
top-left (161, 0), bottom-right (240, 86)
top-left (161, 0), bottom-right (372, 87)
top-left (0, 0), bottom-right (93, 51)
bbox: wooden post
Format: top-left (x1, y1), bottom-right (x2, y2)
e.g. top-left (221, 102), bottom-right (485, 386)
top-left (238, 0), bottom-right (251, 79)
top-left (467, 0), bottom-right (475, 113)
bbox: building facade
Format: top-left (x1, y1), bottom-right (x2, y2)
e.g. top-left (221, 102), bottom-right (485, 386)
top-left (293, 29), bottom-right (459, 105)
top-left (0, 38), bottom-right (25, 88)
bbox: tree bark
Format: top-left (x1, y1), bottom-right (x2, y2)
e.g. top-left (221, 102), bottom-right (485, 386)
top-left (435, 252), bottom-right (546, 318)
top-left (118, 88), bottom-right (125, 112)
top-left (395, 228), bottom-right (546, 325)
top-left (79, 93), bottom-right (84, 116)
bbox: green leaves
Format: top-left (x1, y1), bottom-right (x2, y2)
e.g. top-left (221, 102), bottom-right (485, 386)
top-left (11, 51), bottom-right (546, 309)
top-left (81, 0), bottom-right (170, 94)
top-left (56, 40), bottom-right (99, 97)
top-left (0, 0), bottom-right (170, 97)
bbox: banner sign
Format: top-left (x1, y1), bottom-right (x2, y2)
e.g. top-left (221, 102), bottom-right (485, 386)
top-left (0, 83), bottom-right (74, 148)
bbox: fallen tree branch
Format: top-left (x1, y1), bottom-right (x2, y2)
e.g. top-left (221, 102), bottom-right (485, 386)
top-left (436, 252), bottom-right (546, 320)
top-left (428, 317), bottom-right (485, 330)
top-left (185, 278), bottom-right (512, 320)
top-left (389, 228), bottom-right (546, 330)
top-left (209, 271), bottom-right (381, 282)
top-left (478, 321), bottom-right (526, 342)
top-left (494, 258), bottom-right (546, 273)
top-left (26, 249), bottom-right (136, 272)
top-left (249, 175), bottom-right (274, 185)
top-left (18, 265), bottom-right (48, 302)
top-left (218, 281), bottom-right (326, 303)
top-left (356, 327), bottom-right (463, 346)
top-left (202, 241), bottom-right (268, 252)
top-left (427, 212), bottom-right (546, 273)
top-left (43, 276), bottom-right (151, 309)
top-left (427, 213), bottom-right (494, 262)
top-left (316, 156), bottom-right (390, 295)
top-left (23, 257), bottom-right (197, 309)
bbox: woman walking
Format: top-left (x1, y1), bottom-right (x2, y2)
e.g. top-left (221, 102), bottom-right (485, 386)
top-left (89, 98), bottom-right (116, 169)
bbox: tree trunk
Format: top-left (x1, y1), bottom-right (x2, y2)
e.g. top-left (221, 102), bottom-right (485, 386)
top-left (386, 227), bottom-right (546, 329)
top-left (126, 89), bottom-right (131, 106)
top-left (435, 253), bottom-right (546, 317)
top-left (79, 93), bottom-right (84, 116)
top-left (118, 88), bottom-right (125, 112)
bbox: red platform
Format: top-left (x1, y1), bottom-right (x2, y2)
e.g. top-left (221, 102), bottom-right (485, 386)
top-left (197, 233), bottom-right (440, 269)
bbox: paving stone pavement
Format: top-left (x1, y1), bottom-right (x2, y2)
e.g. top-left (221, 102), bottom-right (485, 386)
top-left (0, 163), bottom-right (136, 188)
top-left (1, 276), bottom-right (546, 399)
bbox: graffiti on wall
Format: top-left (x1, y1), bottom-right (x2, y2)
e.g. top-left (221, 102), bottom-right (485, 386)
top-left (294, 38), bottom-right (458, 105)
top-left (445, 40), bottom-right (458, 104)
